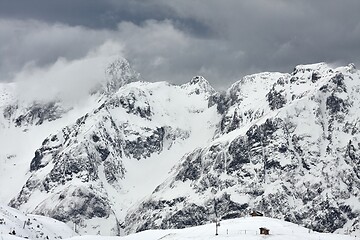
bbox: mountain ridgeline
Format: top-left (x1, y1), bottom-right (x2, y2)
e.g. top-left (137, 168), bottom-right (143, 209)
top-left (1, 59), bottom-right (359, 236)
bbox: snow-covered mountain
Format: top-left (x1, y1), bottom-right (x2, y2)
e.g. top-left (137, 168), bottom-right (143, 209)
top-left (124, 63), bottom-right (360, 235)
top-left (0, 57), bottom-right (139, 204)
top-left (1, 59), bottom-right (360, 237)
top-left (1, 58), bottom-right (220, 235)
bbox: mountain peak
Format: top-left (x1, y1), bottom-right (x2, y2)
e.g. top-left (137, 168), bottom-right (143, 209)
top-left (291, 62), bottom-right (331, 75)
top-left (181, 75), bottom-right (216, 97)
top-left (102, 57), bottom-right (140, 95)
top-left (189, 75), bottom-right (208, 85)
top-left (346, 63), bottom-right (357, 73)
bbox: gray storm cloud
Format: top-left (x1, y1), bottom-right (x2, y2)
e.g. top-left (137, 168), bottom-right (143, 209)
top-left (0, 0), bottom-right (359, 95)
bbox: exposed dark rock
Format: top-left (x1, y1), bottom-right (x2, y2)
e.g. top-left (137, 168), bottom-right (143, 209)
top-left (175, 150), bottom-right (202, 182)
top-left (312, 201), bottom-right (347, 232)
top-left (331, 73), bottom-right (346, 93)
top-left (96, 147), bottom-right (110, 161)
top-left (266, 87), bottom-right (287, 110)
top-left (326, 94), bottom-right (347, 114)
top-left (92, 134), bottom-right (100, 142)
top-left (30, 150), bottom-right (44, 172)
top-left (158, 204), bottom-right (208, 230)
top-left (117, 91), bottom-right (152, 119)
top-left (208, 92), bottom-right (230, 114)
top-left (214, 193), bottom-right (249, 220)
top-left (311, 72), bottom-right (321, 82)
top-left (228, 137), bottom-right (250, 173)
top-left (124, 127), bottom-right (165, 160)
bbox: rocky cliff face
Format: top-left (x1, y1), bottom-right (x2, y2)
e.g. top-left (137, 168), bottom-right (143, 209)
top-left (3, 61), bottom-right (360, 236)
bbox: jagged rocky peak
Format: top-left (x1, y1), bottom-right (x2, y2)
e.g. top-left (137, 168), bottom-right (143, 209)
top-left (181, 75), bottom-right (216, 97)
top-left (103, 57), bottom-right (140, 94)
top-left (290, 62), bottom-right (333, 83)
top-left (345, 63), bottom-right (357, 74)
top-left (189, 75), bottom-right (208, 85)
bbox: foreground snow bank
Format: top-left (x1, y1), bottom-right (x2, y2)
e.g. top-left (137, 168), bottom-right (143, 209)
top-left (0, 204), bottom-right (76, 239)
top-left (69, 217), bottom-right (357, 240)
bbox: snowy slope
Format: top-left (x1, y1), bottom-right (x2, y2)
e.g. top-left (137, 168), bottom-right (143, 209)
top-left (0, 204), bottom-right (76, 239)
top-left (3, 217), bottom-right (357, 240)
top-left (113, 217), bottom-right (359, 240)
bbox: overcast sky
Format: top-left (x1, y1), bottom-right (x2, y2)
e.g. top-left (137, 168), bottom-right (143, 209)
top-left (1, 0), bottom-right (360, 92)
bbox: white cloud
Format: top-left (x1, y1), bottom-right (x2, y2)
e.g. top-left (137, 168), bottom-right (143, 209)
top-left (0, 19), bottom-right (114, 82)
top-left (13, 41), bottom-right (125, 104)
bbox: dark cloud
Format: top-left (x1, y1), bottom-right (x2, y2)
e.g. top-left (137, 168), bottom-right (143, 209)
top-left (0, 0), bottom-right (359, 90)
top-left (0, 0), bottom-right (181, 30)
top-left (159, 0), bottom-right (360, 67)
